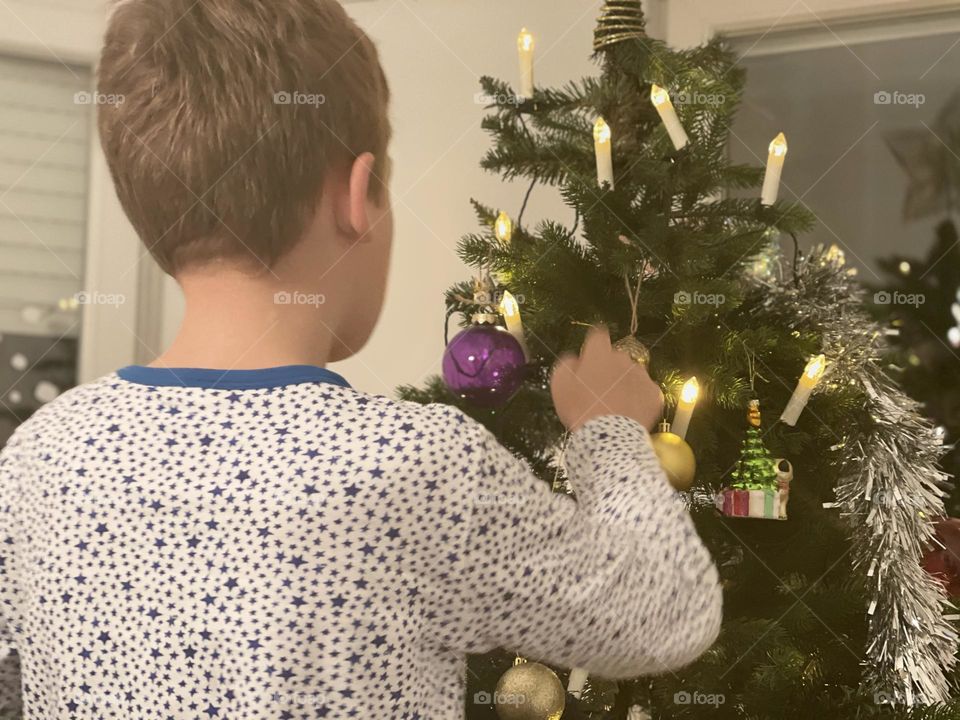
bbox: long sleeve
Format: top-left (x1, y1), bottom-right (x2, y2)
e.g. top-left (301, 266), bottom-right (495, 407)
top-left (434, 413), bottom-right (722, 679)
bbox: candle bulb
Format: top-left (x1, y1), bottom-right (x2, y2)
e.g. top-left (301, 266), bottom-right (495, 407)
top-left (495, 211), bottom-right (513, 245)
top-left (567, 667), bottom-right (588, 698)
top-left (498, 291), bottom-right (524, 344)
top-left (593, 117), bottom-right (614, 189)
top-left (517, 28), bottom-right (535, 100)
top-left (761, 132), bottom-right (788, 206)
top-left (671, 377), bottom-right (699, 440)
top-left (650, 84), bottom-right (689, 150)
top-left (780, 354), bottom-right (826, 426)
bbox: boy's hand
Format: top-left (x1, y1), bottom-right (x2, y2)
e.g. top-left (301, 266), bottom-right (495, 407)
top-left (551, 326), bottom-right (664, 432)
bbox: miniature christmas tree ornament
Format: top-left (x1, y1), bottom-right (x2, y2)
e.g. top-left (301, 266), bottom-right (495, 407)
top-left (719, 399), bottom-right (788, 520)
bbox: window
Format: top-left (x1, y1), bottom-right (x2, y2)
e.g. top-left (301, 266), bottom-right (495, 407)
top-left (729, 27), bottom-right (960, 278)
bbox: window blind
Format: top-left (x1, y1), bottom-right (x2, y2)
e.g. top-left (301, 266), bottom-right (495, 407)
top-left (0, 53), bottom-right (91, 337)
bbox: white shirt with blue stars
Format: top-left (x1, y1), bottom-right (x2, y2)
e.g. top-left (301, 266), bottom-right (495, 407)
top-left (0, 365), bottom-right (721, 719)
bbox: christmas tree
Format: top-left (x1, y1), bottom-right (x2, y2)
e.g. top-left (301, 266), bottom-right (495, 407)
top-left (729, 399), bottom-right (778, 491)
top-left (400, 3), bottom-right (957, 717)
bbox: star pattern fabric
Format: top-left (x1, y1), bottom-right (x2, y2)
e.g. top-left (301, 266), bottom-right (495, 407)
top-left (0, 368), bottom-right (721, 718)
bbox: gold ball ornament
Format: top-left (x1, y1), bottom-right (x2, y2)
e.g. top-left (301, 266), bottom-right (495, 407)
top-left (494, 661), bottom-right (566, 720)
top-left (650, 423), bottom-right (696, 491)
top-left (614, 335), bottom-right (650, 366)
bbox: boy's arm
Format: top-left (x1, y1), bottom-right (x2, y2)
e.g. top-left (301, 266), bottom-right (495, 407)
top-left (436, 414), bottom-right (721, 679)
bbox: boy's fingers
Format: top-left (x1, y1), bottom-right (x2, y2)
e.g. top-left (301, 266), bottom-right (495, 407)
top-left (580, 325), bottom-right (612, 364)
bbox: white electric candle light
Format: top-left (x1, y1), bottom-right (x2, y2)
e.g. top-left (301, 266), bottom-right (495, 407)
top-left (780, 354), bottom-right (826, 426)
top-left (761, 132), bottom-right (788, 206)
top-left (517, 29), bottom-right (535, 100)
top-left (671, 377), bottom-right (699, 440)
top-left (593, 117), bottom-right (615, 188)
top-left (650, 84), bottom-right (689, 150)
top-left (567, 667), bottom-right (588, 698)
top-left (495, 211), bottom-right (513, 245)
top-left (499, 291), bottom-right (523, 342)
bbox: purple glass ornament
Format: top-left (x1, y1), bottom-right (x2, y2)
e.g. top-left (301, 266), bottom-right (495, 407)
top-left (442, 324), bottom-right (526, 408)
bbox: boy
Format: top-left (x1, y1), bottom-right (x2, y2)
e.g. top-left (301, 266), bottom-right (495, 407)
top-left (0, 0), bottom-right (721, 717)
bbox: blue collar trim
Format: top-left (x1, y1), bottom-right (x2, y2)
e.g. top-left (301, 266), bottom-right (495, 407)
top-left (117, 364), bottom-right (351, 390)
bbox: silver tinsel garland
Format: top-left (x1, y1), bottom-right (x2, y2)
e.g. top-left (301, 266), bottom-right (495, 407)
top-left (760, 246), bottom-right (957, 704)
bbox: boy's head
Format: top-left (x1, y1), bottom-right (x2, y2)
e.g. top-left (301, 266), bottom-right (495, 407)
top-left (97, 0), bottom-right (393, 360)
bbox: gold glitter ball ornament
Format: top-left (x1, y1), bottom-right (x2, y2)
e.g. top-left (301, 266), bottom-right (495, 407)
top-left (494, 662), bottom-right (565, 720)
top-left (614, 335), bottom-right (651, 366)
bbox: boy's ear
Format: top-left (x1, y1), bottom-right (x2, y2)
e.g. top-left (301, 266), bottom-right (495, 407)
top-left (334, 152), bottom-right (376, 241)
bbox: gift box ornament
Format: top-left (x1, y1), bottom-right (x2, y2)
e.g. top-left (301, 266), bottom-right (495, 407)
top-left (717, 487), bottom-right (783, 520)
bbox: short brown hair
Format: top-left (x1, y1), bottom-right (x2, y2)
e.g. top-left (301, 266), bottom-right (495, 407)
top-left (97, 0), bottom-right (391, 275)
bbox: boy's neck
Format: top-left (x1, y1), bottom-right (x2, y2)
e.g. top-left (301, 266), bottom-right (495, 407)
top-left (151, 270), bottom-right (339, 371)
